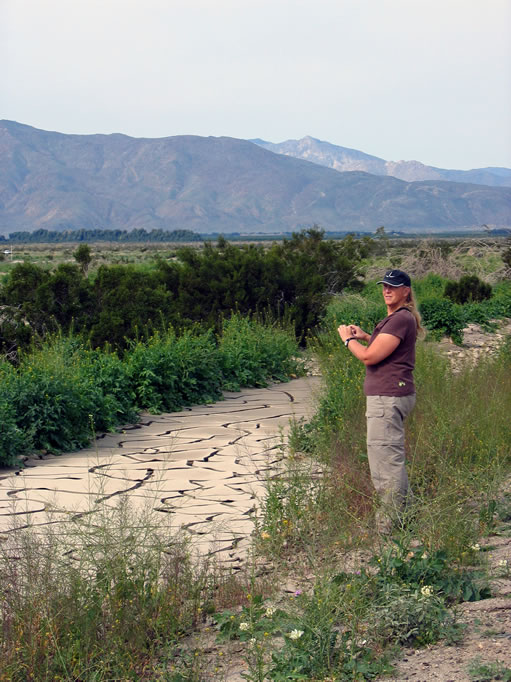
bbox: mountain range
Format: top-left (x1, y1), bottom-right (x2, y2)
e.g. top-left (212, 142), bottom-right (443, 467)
top-left (1, 120), bottom-right (510, 236)
top-left (251, 136), bottom-right (511, 188)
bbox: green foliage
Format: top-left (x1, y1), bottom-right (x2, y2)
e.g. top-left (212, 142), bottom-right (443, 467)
top-left (412, 272), bottom-right (449, 300)
top-left (72, 242), bottom-right (92, 274)
top-left (323, 292), bottom-right (386, 332)
top-left (89, 264), bottom-right (174, 349)
top-left (0, 229), bottom-right (371, 357)
top-left (218, 314), bottom-right (302, 391)
top-left (445, 275), bottom-right (493, 304)
top-left (0, 337), bottom-right (137, 454)
top-left (7, 227), bottom-right (203, 243)
top-left (468, 658), bottom-right (511, 681)
top-left (419, 297), bottom-right (465, 343)
top-left (0, 316), bottom-right (301, 465)
top-left (369, 541), bottom-right (491, 604)
top-left (0, 496), bottom-right (205, 680)
top-left (125, 328), bottom-right (223, 413)
top-left (0, 365), bottom-right (31, 466)
top-left (215, 537), bottom-right (480, 682)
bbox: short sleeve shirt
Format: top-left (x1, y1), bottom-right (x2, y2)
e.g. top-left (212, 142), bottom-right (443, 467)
top-left (363, 308), bottom-right (417, 397)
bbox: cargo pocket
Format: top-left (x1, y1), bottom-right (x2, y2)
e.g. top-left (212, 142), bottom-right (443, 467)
top-left (366, 397), bottom-right (385, 445)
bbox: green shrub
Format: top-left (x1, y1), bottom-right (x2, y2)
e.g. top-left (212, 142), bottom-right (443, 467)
top-left (125, 327), bottom-right (224, 413)
top-left (0, 316), bottom-right (302, 465)
top-left (413, 272), bottom-right (449, 300)
top-left (1, 337), bottom-right (137, 456)
top-left (218, 314), bottom-right (302, 391)
top-left (444, 275), bottom-right (492, 305)
top-left (0, 365), bottom-right (31, 466)
top-left (419, 297), bottom-right (465, 343)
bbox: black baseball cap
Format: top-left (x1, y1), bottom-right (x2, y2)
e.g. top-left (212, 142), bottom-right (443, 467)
top-left (377, 269), bottom-right (411, 287)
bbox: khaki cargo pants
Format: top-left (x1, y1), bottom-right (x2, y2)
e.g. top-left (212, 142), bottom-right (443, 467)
top-left (366, 394), bottom-right (416, 530)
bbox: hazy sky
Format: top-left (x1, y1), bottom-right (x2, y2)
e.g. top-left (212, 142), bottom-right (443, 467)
top-left (2, 0), bottom-right (510, 170)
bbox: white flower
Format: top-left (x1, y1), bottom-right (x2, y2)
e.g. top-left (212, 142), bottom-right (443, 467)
top-left (471, 543), bottom-right (481, 552)
top-left (239, 622), bottom-right (250, 631)
top-left (249, 638), bottom-right (257, 645)
top-left (497, 559), bottom-right (508, 568)
top-left (288, 629), bottom-right (304, 640)
top-left (421, 552), bottom-right (428, 560)
top-left (265, 605), bottom-right (276, 617)
top-left (421, 585), bottom-right (433, 597)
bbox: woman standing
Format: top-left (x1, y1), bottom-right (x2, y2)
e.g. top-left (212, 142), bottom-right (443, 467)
top-left (337, 270), bottom-right (422, 533)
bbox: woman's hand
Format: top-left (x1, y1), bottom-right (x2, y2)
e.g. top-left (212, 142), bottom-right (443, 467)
top-left (337, 324), bottom-right (352, 343)
top-left (349, 325), bottom-right (370, 342)
top-left (338, 324), bottom-right (370, 344)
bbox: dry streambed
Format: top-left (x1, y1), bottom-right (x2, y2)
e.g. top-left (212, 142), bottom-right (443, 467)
top-left (0, 376), bottom-right (320, 567)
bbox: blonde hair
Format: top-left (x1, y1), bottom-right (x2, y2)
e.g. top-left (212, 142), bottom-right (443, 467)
top-left (402, 288), bottom-right (425, 339)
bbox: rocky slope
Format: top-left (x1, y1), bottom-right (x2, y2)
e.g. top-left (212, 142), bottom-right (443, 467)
top-left (1, 120), bottom-right (510, 235)
top-left (253, 136), bottom-right (511, 187)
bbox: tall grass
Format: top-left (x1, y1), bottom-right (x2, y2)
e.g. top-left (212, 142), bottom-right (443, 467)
top-left (288, 312), bottom-right (511, 557)
top-left (240, 327), bottom-right (509, 681)
top-left (0, 494), bottom-right (210, 680)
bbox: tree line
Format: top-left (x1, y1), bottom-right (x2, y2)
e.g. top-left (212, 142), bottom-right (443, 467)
top-left (0, 229), bottom-right (372, 360)
top-left (1, 228), bottom-right (203, 244)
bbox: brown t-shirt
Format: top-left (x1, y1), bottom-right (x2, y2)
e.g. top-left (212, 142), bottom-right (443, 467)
top-left (363, 308), bottom-right (417, 397)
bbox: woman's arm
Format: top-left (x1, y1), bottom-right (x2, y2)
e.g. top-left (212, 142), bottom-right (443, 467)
top-left (338, 325), bottom-right (400, 366)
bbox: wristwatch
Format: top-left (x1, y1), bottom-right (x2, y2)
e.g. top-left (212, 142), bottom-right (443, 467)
top-left (345, 337), bottom-right (357, 347)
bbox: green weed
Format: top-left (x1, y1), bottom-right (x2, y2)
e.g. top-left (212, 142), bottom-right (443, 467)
top-left (468, 658), bottom-right (511, 681)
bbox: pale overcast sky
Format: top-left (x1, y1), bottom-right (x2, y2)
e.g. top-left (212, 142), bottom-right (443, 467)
top-left (1, 0), bottom-right (510, 170)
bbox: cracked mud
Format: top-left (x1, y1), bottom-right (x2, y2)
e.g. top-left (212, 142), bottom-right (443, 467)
top-left (0, 377), bottom-right (320, 567)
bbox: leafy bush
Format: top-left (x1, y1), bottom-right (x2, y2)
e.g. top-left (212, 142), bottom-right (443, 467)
top-left (218, 314), bottom-right (302, 391)
top-left (0, 316), bottom-right (302, 465)
top-left (0, 365), bottom-right (31, 466)
top-left (419, 297), bottom-right (465, 343)
top-left (125, 327), bottom-right (224, 413)
top-left (444, 275), bottom-right (492, 304)
top-left (0, 337), bottom-right (138, 456)
top-left (1, 230), bottom-right (371, 357)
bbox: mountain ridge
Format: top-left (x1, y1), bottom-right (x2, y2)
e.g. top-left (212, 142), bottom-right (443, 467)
top-left (251, 136), bottom-right (511, 188)
top-left (1, 120), bottom-right (510, 235)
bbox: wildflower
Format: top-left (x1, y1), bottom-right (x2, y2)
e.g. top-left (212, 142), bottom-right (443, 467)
top-left (239, 622), bottom-right (250, 631)
top-left (249, 638), bottom-right (257, 645)
top-left (421, 552), bottom-right (428, 560)
top-left (288, 629), bottom-right (304, 640)
top-left (260, 531), bottom-right (271, 540)
top-left (471, 543), bottom-right (481, 552)
top-left (265, 605), bottom-right (276, 617)
top-left (497, 559), bottom-right (508, 568)
top-left (421, 585), bottom-right (433, 597)
top-left (294, 590), bottom-right (302, 597)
